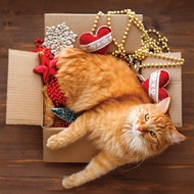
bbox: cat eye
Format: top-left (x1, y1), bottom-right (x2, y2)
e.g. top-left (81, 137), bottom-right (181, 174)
top-left (145, 114), bottom-right (149, 122)
top-left (150, 131), bottom-right (157, 138)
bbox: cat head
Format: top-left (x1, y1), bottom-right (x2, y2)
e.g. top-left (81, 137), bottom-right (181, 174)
top-left (129, 97), bottom-right (186, 156)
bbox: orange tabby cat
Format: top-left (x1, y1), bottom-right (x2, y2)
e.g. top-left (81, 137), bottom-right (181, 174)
top-left (46, 48), bottom-right (186, 189)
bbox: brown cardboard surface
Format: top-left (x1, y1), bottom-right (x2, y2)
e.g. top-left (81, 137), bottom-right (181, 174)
top-left (141, 52), bottom-right (182, 127)
top-left (43, 128), bottom-right (98, 163)
top-left (6, 50), bottom-right (183, 162)
top-left (6, 50), bottom-right (43, 125)
top-left (45, 13), bottom-right (143, 54)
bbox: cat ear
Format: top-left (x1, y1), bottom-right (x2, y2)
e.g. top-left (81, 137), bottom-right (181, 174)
top-left (169, 130), bottom-right (187, 144)
top-left (157, 97), bottom-right (171, 114)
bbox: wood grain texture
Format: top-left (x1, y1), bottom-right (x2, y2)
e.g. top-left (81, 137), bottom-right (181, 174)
top-left (0, 0), bottom-right (194, 193)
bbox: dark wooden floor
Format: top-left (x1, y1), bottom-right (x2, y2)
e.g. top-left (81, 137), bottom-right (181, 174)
top-left (0, 0), bottom-right (194, 193)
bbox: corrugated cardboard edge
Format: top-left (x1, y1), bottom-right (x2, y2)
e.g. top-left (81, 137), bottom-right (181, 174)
top-left (6, 49), bottom-right (43, 125)
top-left (44, 13), bottom-right (143, 54)
top-left (141, 52), bottom-right (182, 127)
top-left (43, 127), bottom-right (99, 163)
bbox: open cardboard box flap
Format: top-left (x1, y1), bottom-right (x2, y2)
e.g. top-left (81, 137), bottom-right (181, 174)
top-left (45, 13), bottom-right (143, 54)
top-left (6, 49), bottom-right (43, 126)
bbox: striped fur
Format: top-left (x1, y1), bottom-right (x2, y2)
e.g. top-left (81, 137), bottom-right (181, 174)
top-left (46, 48), bottom-right (186, 189)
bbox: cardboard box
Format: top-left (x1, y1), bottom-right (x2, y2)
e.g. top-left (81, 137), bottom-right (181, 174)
top-left (44, 13), bottom-right (143, 54)
top-left (6, 49), bottom-right (98, 163)
top-left (6, 14), bottom-right (183, 163)
top-left (6, 50), bottom-right (183, 163)
top-left (141, 52), bottom-right (182, 127)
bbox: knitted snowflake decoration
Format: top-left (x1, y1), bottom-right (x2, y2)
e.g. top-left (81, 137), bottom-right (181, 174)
top-left (43, 22), bottom-right (77, 55)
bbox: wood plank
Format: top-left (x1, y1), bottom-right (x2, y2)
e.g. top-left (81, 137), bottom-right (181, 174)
top-left (0, 0), bottom-right (194, 192)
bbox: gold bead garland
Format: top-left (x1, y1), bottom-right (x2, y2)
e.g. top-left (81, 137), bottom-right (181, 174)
top-left (107, 9), bottom-right (135, 61)
top-left (91, 9), bottom-right (135, 62)
top-left (139, 52), bottom-right (184, 68)
top-left (91, 9), bottom-right (185, 69)
top-left (147, 29), bottom-right (170, 52)
top-left (91, 11), bottom-right (104, 34)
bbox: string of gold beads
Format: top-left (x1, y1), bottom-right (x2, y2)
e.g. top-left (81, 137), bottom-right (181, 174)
top-left (146, 29), bottom-right (170, 52)
top-left (107, 9), bottom-right (135, 62)
top-left (147, 52), bottom-right (184, 61)
top-left (131, 16), bottom-right (171, 61)
top-left (123, 14), bottom-right (184, 67)
top-left (91, 10), bottom-right (185, 68)
top-left (140, 62), bottom-right (183, 68)
top-left (91, 11), bottom-right (104, 34)
top-left (140, 53), bottom-right (184, 68)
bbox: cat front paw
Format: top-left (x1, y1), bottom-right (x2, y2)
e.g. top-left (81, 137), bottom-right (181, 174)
top-left (46, 134), bottom-right (61, 150)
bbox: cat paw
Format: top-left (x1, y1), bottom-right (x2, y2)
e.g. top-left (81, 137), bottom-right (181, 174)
top-left (62, 177), bottom-right (75, 189)
top-left (46, 134), bottom-right (61, 150)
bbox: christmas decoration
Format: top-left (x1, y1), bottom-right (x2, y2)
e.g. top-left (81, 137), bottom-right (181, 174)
top-left (106, 10), bottom-right (136, 61)
top-left (53, 116), bottom-right (70, 128)
top-left (51, 107), bottom-right (78, 123)
top-left (53, 122), bottom-right (70, 128)
top-left (87, 10), bottom-right (185, 68)
top-left (47, 76), bottom-right (66, 107)
top-left (142, 70), bottom-right (170, 103)
top-left (31, 9), bottom-right (185, 129)
top-left (33, 52), bottom-right (58, 84)
top-left (31, 38), bottom-right (72, 127)
top-left (43, 22), bottom-right (77, 55)
top-left (79, 26), bottom-right (112, 55)
top-left (31, 38), bottom-right (54, 60)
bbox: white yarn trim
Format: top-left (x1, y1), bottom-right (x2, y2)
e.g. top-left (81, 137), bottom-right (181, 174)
top-left (148, 70), bottom-right (161, 103)
top-left (80, 32), bottom-right (112, 52)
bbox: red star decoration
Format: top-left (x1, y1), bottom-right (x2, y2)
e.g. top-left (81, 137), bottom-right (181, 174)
top-left (33, 51), bottom-right (58, 83)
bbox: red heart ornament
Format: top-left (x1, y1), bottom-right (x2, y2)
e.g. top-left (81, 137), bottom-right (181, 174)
top-left (142, 70), bottom-right (170, 103)
top-left (79, 26), bottom-right (112, 55)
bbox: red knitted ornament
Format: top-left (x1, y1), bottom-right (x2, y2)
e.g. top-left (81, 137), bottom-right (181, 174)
top-left (142, 70), bottom-right (170, 103)
top-left (79, 26), bottom-right (112, 55)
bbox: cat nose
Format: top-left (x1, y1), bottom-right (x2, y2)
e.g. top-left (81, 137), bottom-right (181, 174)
top-left (136, 125), bottom-right (143, 132)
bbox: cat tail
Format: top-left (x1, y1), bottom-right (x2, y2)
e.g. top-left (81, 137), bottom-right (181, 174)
top-left (62, 151), bottom-right (125, 189)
